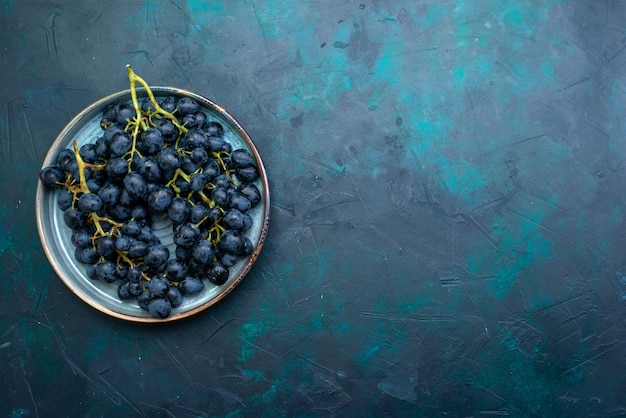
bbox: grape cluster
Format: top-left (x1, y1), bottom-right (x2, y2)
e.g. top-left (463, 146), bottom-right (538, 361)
top-left (39, 68), bottom-right (261, 319)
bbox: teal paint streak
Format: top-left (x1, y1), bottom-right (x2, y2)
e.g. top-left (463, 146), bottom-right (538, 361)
top-left (470, 328), bottom-right (583, 415)
top-left (3, 0), bottom-right (13, 13)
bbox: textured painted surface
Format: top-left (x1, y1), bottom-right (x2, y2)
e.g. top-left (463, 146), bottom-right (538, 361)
top-left (2, 0), bottom-right (626, 416)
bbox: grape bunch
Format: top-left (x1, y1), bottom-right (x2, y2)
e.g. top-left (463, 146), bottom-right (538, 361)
top-left (38, 66), bottom-right (262, 319)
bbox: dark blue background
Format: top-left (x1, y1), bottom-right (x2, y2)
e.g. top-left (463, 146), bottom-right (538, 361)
top-left (2, 1), bottom-right (626, 416)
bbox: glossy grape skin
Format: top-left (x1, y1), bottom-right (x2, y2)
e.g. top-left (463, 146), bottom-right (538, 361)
top-left (110, 132), bottom-right (132, 157)
top-left (164, 259), bottom-right (188, 281)
top-left (71, 229), bottom-right (92, 248)
top-left (177, 97), bottom-right (199, 115)
top-left (148, 297), bottom-right (172, 319)
top-left (105, 157), bottom-right (129, 181)
top-left (238, 183), bottom-right (261, 207)
top-left (115, 102), bottom-right (135, 124)
top-left (121, 220), bottom-right (142, 236)
top-left (96, 235), bottom-right (116, 258)
top-left (166, 286), bottom-right (183, 308)
top-left (39, 166), bottom-right (65, 187)
top-left (156, 147), bottom-right (182, 171)
top-left (205, 121), bottom-right (224, 137)
top-left (63, 208), bottom-right (85, 230)
top-left (77, 193), bottom-right (103, 213)
top-left (97, 183), bottom-right (120, 206)
top-left (147, 275), bottom-right (170, 297)
top-left (174, 223), bottom-right (201, 248)
top-left (191, 239), bottom-right (216, 265)
top-left (178, 276), bottom-right (204, 295)
top-left (168, 198), bottom-right (190, 224)
top-left (138, 128), bottom-right (164, 155)
top-left (208, 262), bottom-right (229, 285)
top-left (160, 96), bottom-right (178, 113)
top-left (144, 244), bottom-right (170, 267)
top-left (155, 118), bottom-right (178, 143)
top-left (222, 208), bottom-right (246, 230)
top-left (230, 149), bottom-right (256, 168)
top-left (96, 260), bottom-right (117, 283)
top-left (189, 204), bottom-right (210, 224)
top-left (137, 156), bottom-right (162, 182)
top-left (236, 165), bottom-right (259, 183)
top-left (123, 172), bottom-right (148, 198)
top-left (57, 188), bottom-right (74, 210)
top-left (147, 187), bottom-right (173, 212)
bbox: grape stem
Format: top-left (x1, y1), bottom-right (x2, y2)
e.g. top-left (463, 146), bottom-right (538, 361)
top-left (126, 65), bottom-right (187, 134)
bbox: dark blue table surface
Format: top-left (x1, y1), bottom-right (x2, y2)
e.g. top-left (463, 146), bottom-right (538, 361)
top-left (2, 1), bottom-right (626, 416)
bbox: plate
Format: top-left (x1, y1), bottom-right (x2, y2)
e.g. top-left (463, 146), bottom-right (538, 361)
top-left (36, 87), bottom-right (270, 322)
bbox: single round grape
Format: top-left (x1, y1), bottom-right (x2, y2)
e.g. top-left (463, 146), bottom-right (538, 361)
top-left (108, 203), bottom-right (132, 222)
top-left (114, 235), bottom-right (131, 252)
top-left (212, 187), bottom-right (230, 207)
top-left (236, 165), bottom-right (259, 183)
top-left (56, 148), bottom-right (76, 172)
top-left (177, 97), bottom-right (200, 115)
top-left (238, 183), bottom-right (261, 207)
top-left (110, 132), bottom-right (132, 157)
top-left (166, 286), bottom-right (183, 308)
top-left (174, 223), bottom-right (201, 248)
top-left (105, 157), bottom-right (129, 181)
top-left (96, 235), bottom-right (116, 258)
top-left (219, 230), bottom-right (245, 254)
top-left (63, 208), bottom-right (85, 230)
top-left (178, 276), bottom-right (204, 294)
top-left (128, 239), bottom-right (149, 258)
top-left (220, 252), bottom-right (238, 267)
top-left (98, 183), bottom-right (121, 206)
top-left (144, 244), bottom-right (170, 267)
top-left (189, 204), bottom-right (210, 224)
top-left (192, 239), bottom-right (216, 265)
top-left (189, 172), bottom-right (210, 192)
top-left (231, 149), bottom-right (256, 168)
top-left (147, 187), bottom-right (173, 212)
top-left (138, 128), bottom-right (163, 155)
top-left (222, 208), bottom-right (246, 230)
top-left (57, 188), bottom-right (73, 210)
top-left (164, 259), bottom-right (188, 281)
top-left (184, 128), bottom-right (210, 150)
top-left (205, 121), bottom-right (223, 137)
top-left (190, 147), bottom-right (209, 165)
top-left (96, 260), bottom-right (117, 283)
top-left (39, 166), bottom-right (65, 187)
top-left (86, 178), bottom-right (102, 194)
top-left (147, 274), bottom-right (170, 297)
top-left (148, 297), bottom-right (172, 319)
top-left (137, 156), bottom-right (162, 182)
top-left (75, 246), bottom-right (99, 264)
top-left (115, 102), bottom-right (136, 124)
top-left (208, 262), bottom-right (229, 285)
top-left (160, 96), bottom-right (178, 113)
top-left (121, 220), bottom-right (142, 236)
top-left (77, 193), bottom-right (103, 213)
top-left (202, 158), bottom-right (220, 179)
top-left (137, 289), bottom-right (152, 311)
top-left (155, 118), bottom-right (178, 143)
top-left (123, 172), bottom-right (148, 199)
top-left (156, 147), bottom-right (182, 171)
top-left (180, 155), bottom-right (199, 174)
top-left (168, 198), bottom-right (190, 224)
top-left (207, 135), bottom-right (226, 152)
top-left (71, 229), bottom-right (92, 248)
top-left (229, 193), bottom-right (252, 212)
